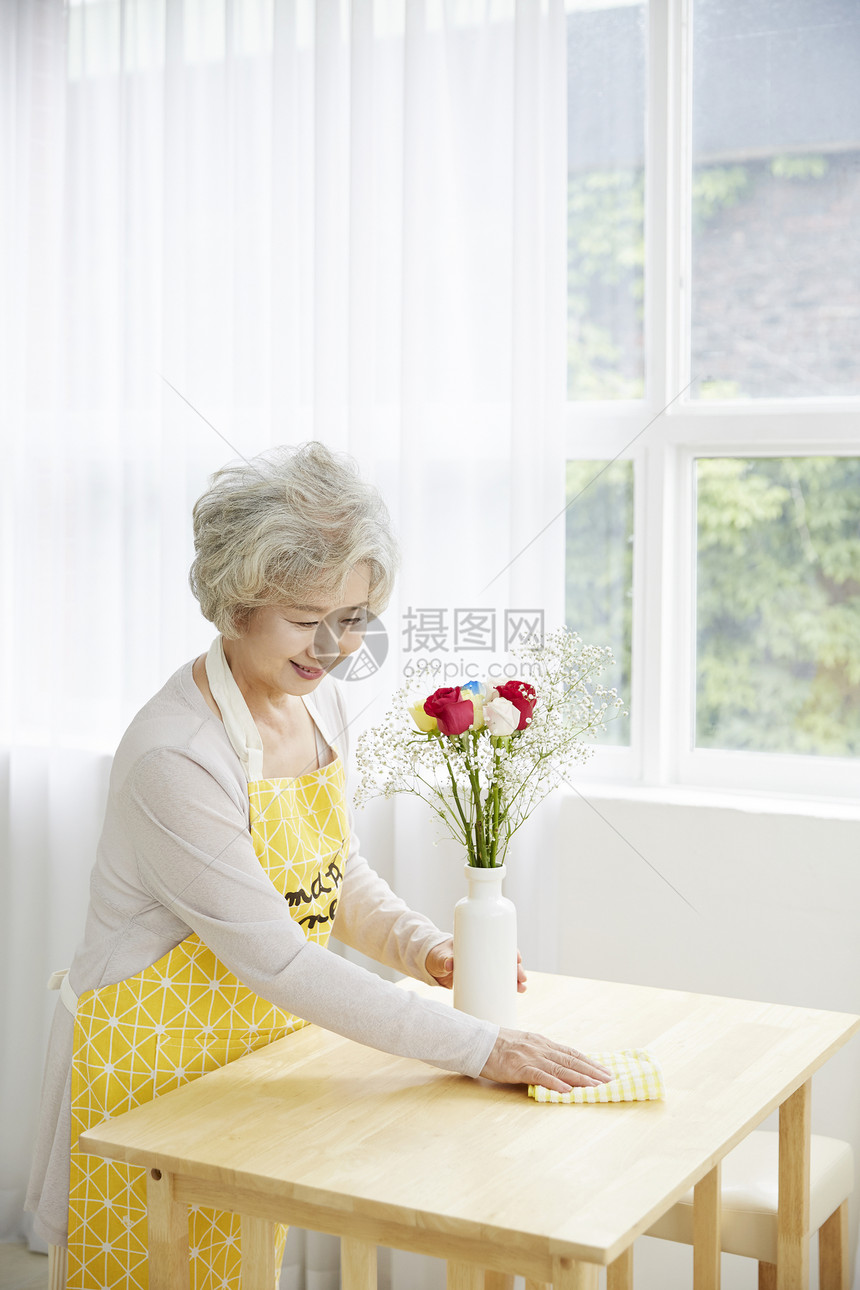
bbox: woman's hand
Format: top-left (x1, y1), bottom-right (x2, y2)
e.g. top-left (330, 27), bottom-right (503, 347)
top-left (480, 1030), bottom-right (614, 1093)
top-left (425, 937), bottom-right (527, 993)
top-left (423, 942), bottom-right (609, 1091)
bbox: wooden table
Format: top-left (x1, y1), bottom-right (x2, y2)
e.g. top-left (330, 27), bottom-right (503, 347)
top-left (78, 972), bottom-right (859, 1290)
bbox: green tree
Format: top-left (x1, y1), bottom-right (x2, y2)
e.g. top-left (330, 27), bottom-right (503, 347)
top-left (565, 460), bottom-right (633, 745)
top-left (566, 162), bottom-right (859, 759)
top-left (696, 457), bottom-right (860, 755)
top-left (567, 163), bottom-right (756, 399)
top-left (567, 170), bottom-right (644, 400)
top-left (564, 456), bottom-right (860, 757)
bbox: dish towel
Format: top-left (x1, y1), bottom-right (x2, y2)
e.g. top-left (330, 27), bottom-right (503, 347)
top-left (529, 1049), bottom-right (665, 1104)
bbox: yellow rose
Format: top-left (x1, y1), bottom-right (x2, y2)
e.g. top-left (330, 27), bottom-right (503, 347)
top-left (409, 700), bottom-right (438, 733)
top-left (463, 690), bottom-right (484, 730)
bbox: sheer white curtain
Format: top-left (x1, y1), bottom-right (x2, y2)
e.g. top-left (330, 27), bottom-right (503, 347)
top-left (0, 0), bottom-right (567, 1281)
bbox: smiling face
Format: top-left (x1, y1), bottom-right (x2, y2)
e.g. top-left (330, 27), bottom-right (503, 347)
top-left (225, 564), bottom-right (372, 700)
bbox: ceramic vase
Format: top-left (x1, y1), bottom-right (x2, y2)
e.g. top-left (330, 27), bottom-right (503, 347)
top-left (452, 862), bottom-right (518, 1028)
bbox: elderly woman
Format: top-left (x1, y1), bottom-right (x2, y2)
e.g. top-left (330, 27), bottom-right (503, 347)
top-left (27, 442), bottom-right (610, 1289)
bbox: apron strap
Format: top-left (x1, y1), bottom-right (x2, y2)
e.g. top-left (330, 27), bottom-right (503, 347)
top-left (60, 972), bottom-right (79, 1016)
top-left (205, 637), bottom-right (265, 783)
top-left (204, 637), bottom-right (338, 781)
top-left (302, 691), bottom-right (340, 763)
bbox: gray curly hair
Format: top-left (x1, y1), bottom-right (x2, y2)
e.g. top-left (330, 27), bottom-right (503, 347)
top-left (189, 442), bottom-right (399, 638)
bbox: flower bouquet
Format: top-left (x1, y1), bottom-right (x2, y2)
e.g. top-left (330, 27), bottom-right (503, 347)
top-left (355, 627), bottom-right (624, 868)
top-left (355, 627), bottom-right (624, 1025)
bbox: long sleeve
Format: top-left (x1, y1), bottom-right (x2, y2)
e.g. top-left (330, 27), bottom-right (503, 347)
top-left (126, 748), bottom-right (497, 1078)
top-left (331, 827), bottom-right (450, 984)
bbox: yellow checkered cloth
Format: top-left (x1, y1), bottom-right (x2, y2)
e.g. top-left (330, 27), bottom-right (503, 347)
top-left (528, 1049), bottom-right (665, 1104)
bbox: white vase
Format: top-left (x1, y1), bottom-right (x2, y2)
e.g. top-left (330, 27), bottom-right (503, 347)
top-left (453, 863), bottom-right (518, 1028)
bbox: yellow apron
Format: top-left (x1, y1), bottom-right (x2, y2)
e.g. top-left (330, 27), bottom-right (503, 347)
top-left (67, 641), bottom-right (348, 1290)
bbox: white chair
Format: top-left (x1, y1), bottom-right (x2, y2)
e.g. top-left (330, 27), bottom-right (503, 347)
top-left (647, 1130), bottom-right (853, 1289)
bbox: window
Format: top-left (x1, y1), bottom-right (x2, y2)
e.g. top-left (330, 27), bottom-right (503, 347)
top-left (566, 1), bottom-right (646, 399)
top-left (565, 460), bottom-right (633, 747)
top-left (690, 0), bottom-right (860, 400)
top-left (565, 0), bottom-right (860, 799)
top-left (696, 457), bottom-right (860, 757)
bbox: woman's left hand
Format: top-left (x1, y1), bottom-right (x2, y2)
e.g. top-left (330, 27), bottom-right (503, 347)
top-left (425, 938), bottom-right (527, 993)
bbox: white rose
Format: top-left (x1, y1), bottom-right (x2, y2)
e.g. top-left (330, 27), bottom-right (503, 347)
top-left (483, 696), bottom-right (520, 737)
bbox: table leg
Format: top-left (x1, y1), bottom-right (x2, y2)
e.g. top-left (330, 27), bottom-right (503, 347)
top-left (778, 1080), bottom-right (811, 1290)
top-left (146, 1169), bottom-right (189, 1290)
top-left (484, 1274), bottom-right (514, 1290)
top-left (551, 1257), bottom-right (599, 1290)
top-left (527, 1252), bottom-right (630, 1290)
top-left (47, 1243), bottom-right (67, 1290)
top-left (240, 1214), bottom-right (278, 1290)
top-left (342, 1237), bottom-right (378, 1290)
top-left (447, 1264), bottom-right (484, 1290)
top-left (818, 1199), bottom-right (849, 1290)
top-left (693, 1163), bottom-right (721, 1290)
top-left (607, 1245), bottom-right (634, 1290)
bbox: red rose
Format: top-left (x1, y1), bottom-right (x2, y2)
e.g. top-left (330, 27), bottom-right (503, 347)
top-left (424, 686), bottom-right (475, 737)
top-left (494, 680), bottom-right (537, 731)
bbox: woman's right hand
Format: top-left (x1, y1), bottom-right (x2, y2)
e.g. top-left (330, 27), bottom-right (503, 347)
top-left (479, 1029), bottom-right (614, 1093)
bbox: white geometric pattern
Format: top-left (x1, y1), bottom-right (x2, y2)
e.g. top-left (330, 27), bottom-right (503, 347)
top-left (68, 757), bottom-right (349, 1290)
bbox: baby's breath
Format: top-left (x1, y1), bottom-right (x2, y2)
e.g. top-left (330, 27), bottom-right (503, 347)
top-left (355, 627), bottom-right (626, 866)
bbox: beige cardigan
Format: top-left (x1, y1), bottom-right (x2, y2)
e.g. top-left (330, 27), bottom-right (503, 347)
top-left (25, 657), bottom-right (498, 1245)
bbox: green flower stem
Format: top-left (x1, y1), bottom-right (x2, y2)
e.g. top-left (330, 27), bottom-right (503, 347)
top-left (489, 780), bottom-right (499, 865)
top-left (437, 735), bottom-right (476, 865)
top-left (487, 737), bottom-right (503, 866)
top-left (464, 734), bottom-right (489, 865)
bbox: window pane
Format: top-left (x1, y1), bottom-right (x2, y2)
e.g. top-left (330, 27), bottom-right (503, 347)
top-left (696, 457), bottom-right (860, 754)
top-left (691, 0), bottom-right (860, 399)
top-left (565, 460), bottom-right (633, 745)
top-left (566, 2), bottom-right (646, 400)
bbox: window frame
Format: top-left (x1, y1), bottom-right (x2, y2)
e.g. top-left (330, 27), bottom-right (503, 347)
top-left (565, 0), bottom-right (860, 801)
